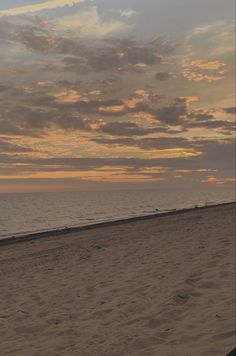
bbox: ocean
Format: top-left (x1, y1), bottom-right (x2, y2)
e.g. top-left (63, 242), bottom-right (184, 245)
top-left (0, 187), bottom-right (235, 240)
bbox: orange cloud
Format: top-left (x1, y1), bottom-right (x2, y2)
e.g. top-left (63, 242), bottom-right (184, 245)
top-left (182, 96), bottom-right (199, 104)
top-left (0, 167), bottom-right (166, 183)
top-left (182, 72), bottom-right (224, 82)
top-left (181, 59), bottom-right (226, 82)
top-left (184, 60), bottom-right (225, 70)
top-left (52, 90), bottom-right (83, 103)
top-left (99, 90), bottom-right (153, 114)
top-left (201, 176), bottom-right (236, 185)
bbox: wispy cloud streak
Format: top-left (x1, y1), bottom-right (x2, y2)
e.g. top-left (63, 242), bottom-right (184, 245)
top-left (0, 0), bottom-right (86, 17)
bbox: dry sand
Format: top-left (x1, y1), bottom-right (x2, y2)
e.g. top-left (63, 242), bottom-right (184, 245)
top-left (0, 203), bottom-right (235, 356)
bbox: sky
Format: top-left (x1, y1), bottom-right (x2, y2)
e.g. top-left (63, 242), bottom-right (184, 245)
top-left (0, 0), bottom-right (235, 193)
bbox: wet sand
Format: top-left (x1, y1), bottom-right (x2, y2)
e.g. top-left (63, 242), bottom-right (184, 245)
top-left (0, 203), bottom-right (235, 356)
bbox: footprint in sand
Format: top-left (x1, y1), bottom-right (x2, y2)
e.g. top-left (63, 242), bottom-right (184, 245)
top-left (185, 277), bottom-right (202, 286)
top-left (172, 289), bottom-right (194, 304)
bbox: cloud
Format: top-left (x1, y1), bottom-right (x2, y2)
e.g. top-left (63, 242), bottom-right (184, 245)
top-left (224, 107), bottom-right (235, 115)
top-left (0, 106), bottom-right (94, 136)
top-left (0, 3), bottom-right (235, 190)
top-left (155, 72), bottom-right (173, 81)
top-left (81, 37), bottom-right (174, 73)
top-left (0, 16), bottom-right (177, 76)
top-left (189, 21), bottom-right (234, 39)
top-left (187, 20), bottom-right (235, 58)
top-left (197, 139), bottom-right (235, 171)
top-left (58, 36), bottom-right (176, 74)
top-left (2, 78), bottom-right (234, 143)
top-left (26, 87), bottom-right (161, 119)
top-left (99, 122), bottom-right (148, 136)
top-left (119, 9), bottom-right (137, 19)
top-left (92, 136), bottom-right (224, 155)
top-left (0, 18), bottom-right (17, 39)
top-left (0, 139), bottom-right (233, 174)
top-left (0, 133), bottom-right (234, 188)
top-left (155, 98), bottom-right (188, 125)
top-left (1, 79), bottom-right (234, 142)
top-left (185, 119), bottom-right (235, 132)
top-left (55, 116), bottom-right (93, 131)
top-left (92, 136), bottom-right (196, 151)
top-left (0, 16), bottom-right (56, 54)
top-left (181, 59), bottom-right (226, 82)
top-left (99, 121), bottom-right (182, 137)
top-left (0, 138), bottom-right (34, 153)
top-left (185, 109), bottom-right (236, 133)
top-left (201, 176), bottom-right (236, 185)
top-left (0, 82), bottom-right (99, 136)
top-left (186, 60), bottom-right (225, 70)
top-left (182, 72), bottom-right (224, 83)
top-left (190, 24), bottom-right (214, 36)
top-left (0, 0), bottom-right (87, 17)
top-left (16, 29), bottom-right (55, 52)
top-left (54, 7), bottom-right (129, 37)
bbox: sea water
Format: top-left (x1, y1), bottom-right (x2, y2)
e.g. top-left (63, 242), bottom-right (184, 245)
top-left (0, 187), bottom-right (235, 240)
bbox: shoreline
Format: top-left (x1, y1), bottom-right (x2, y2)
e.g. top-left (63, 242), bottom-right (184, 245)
top-left (0, 202), bottom-right (235, 355)
top-left (1, 200), bottom-right (235, 247)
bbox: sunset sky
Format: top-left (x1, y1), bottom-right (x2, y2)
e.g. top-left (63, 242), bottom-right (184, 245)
top-left (0, 0), bottom-right (235, 193)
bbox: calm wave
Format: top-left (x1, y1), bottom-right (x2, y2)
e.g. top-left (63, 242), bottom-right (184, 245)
top-left (0, 188), bottom-right (235, 239)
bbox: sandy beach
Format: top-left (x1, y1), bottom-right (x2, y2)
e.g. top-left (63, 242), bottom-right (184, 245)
top-left (0, 203), bottom-right (235, 356)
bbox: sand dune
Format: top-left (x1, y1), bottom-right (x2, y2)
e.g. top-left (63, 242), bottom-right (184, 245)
top-left (0, 203), bottom-right (235, 356)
